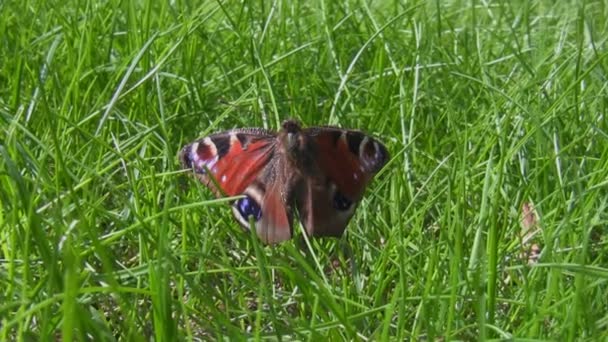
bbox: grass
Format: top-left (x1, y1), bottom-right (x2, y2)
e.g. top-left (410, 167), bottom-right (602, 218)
top-left (1, 0), bottom-right (607, 340)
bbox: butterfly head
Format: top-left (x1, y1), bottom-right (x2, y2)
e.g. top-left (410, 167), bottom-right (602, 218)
top-left (281, 119), bottom-right (304, 150)
top-left (279, 120), bottom-right (316, 169)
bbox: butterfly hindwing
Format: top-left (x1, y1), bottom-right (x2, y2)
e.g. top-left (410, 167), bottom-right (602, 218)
top-left (231, 170), bottom-right (294, 244)
top-left (295, 178), bottom-right (357, 237)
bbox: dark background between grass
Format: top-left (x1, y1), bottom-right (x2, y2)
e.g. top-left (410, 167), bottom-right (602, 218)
top-left (1, 0), bottom-right (607, 340)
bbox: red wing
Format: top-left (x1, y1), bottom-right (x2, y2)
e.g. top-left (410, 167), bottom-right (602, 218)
top-left (179, 129), bottom-right (276, 196)
top-left (182, 128), bottom-right (294, 244)
top-left (230, 176), bottom-right (294, 244)
top-left (309, 128), bottom-right (389, 200)
top-left (255, 182), bottom-right (294, 243)
top-left (294, 128), bottom-right (388, 237)
top-left (296, 178), bottom-right (357, 237)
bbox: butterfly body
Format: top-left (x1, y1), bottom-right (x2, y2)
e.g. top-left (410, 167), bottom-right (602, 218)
top-left (180, 119), bottom-right (388, 244)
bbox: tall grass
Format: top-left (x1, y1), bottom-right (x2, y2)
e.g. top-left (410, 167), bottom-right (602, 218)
top-left (1, 0), bottom-right (607, 339)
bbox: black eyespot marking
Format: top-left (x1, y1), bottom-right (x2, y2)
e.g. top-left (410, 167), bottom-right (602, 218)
top-left (329, 131), bottom-right (342, 145)
top-left (346, 132), bottom-right (364, 155)
top-left (236, 133), bottom-right (249, 148)
top-left (210, 136), bottom-right (231, 158)
top-left (236, 196), bottom-right (262, 222)
top-left (333, 191), bottom-right (353, 211)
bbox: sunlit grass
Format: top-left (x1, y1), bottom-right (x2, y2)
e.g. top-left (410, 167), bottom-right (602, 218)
top-left (1, 0), bottom-right (607, 340)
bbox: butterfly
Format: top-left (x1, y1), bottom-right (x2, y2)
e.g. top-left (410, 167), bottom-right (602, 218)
top-left (179, 119), bottom-right (389, 244)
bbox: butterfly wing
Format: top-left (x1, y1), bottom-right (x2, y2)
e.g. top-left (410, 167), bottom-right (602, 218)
top-left (180, 128), bottom-right (294, 243)
top-left (232, 177), bottom-right (294, 244)
top-left (180, 121), bottom-right (389, 243)
top-left (296, 178), bottom-right (358, 237)
top-left (295, 127), bottom-right (389, 237)
top-left (179, 128), bottom-right (276, 196)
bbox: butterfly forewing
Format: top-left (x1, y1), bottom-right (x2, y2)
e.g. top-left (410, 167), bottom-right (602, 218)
top-left (179, 129), bottom-right (276, 196)
top-left (308, 128), bottom-right (389, 199)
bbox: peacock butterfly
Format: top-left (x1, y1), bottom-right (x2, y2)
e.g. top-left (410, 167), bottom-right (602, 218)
top-left (179, 119), bottom-right (389, 244)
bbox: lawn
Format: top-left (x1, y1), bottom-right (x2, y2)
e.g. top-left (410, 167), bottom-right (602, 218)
top-left (1, 0), bottom-right (607, 340)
